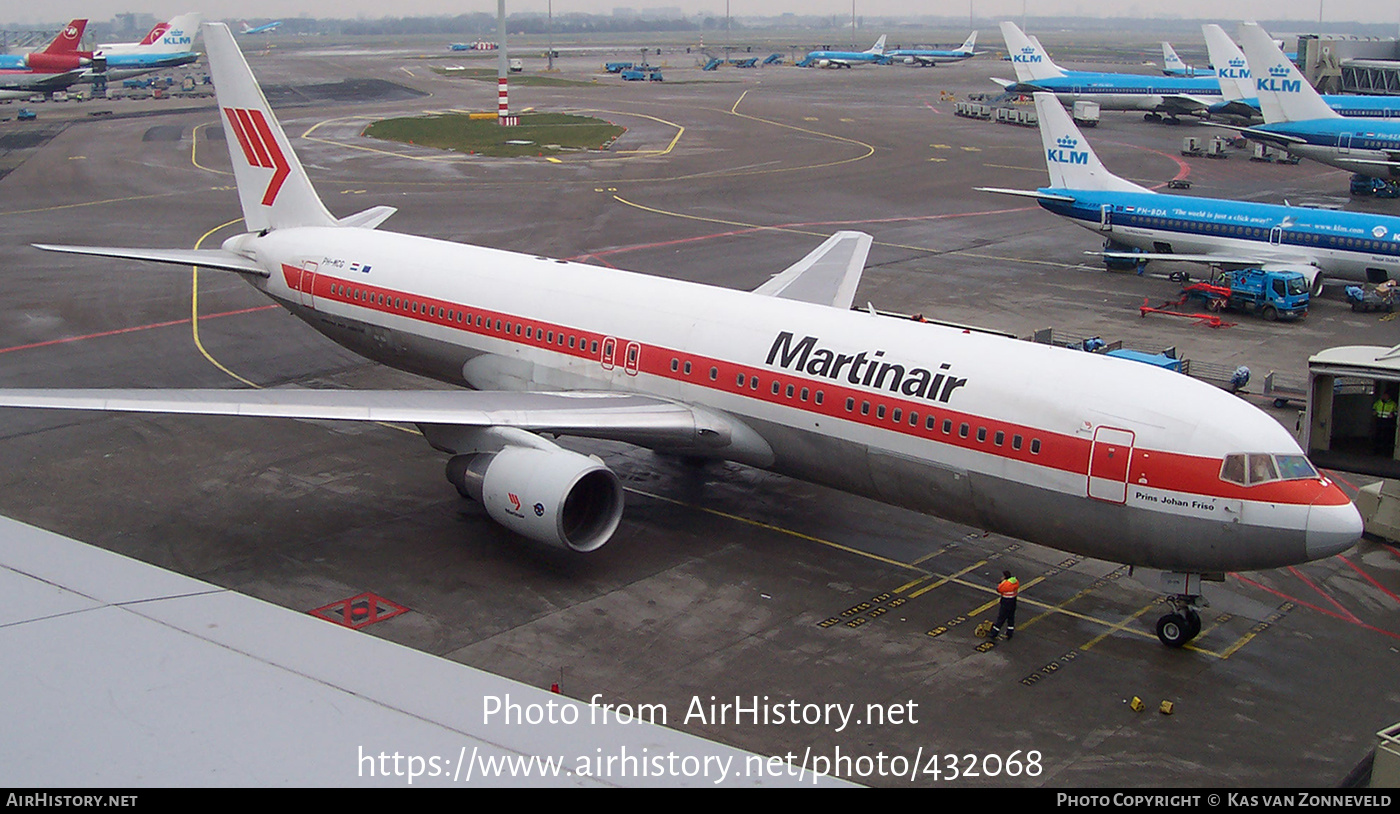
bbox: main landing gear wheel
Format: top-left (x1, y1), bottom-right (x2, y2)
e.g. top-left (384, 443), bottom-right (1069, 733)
top-left (1156, 598), bottom-right (1204, 648)
top-left (1156, 613), bottom-right (1191, 648)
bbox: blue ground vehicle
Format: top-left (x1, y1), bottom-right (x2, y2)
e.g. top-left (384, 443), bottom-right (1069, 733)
top-left (1183, 269), bottom-right (1310, 321)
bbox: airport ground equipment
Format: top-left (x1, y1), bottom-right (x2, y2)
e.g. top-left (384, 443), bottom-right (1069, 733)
top-left (1355, 480), bottom-right (1400, 543)
top-left (1181, 137), bottom-right (1203, 157)
top-left (702, 58), bottom-right (720, 71)
top-left (1071, 101), bottom-right (1099, 127)
top-left (1139, 298), bottom-right (1234, 329)
top-left (604, 61), bottom-right (632, 73)
top-left (1351, 174), bottom-right (1400, 199)
top-left (16, 108), bottom-right (34, 120)
top-left (1206, 136), bottom-right (1231, 158)
top-left (1179, 269), bottom-right (1310, 321)
top-left (1302, 346), bottom-right (1400, 480)
top-left (1347, 282), bottom-right (1397, 313)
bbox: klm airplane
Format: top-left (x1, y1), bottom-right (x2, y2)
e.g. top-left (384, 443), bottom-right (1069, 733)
top-left (977, 93), bottom-right (1400, 295)
top-left (1220, 22), bottom-right (1400, 181)
top-left (886, 32), bottom-right (980, 66)
top-left (87, 13), bottom-right (202, 82)
top-left (995, 22), bottom-right (1221, 121)
top-left (796, 35), bottom-right (886, 68)
top-left (1204, 24), bottom-right (1400, 123)
top-left (1161, 41), bottom-right (1216, 77)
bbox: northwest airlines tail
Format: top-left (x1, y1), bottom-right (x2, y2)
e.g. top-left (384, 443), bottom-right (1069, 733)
top-left (1237, 22), bottom-right (1338, 123)
top-left (204, 22), bottom-right (335, 232)
top-left (999, 21), bottom-right (1065, 82)
top-left (39, 20), bottom-right (85, 55)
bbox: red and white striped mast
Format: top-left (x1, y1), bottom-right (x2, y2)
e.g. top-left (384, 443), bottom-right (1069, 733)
top-left (497, 0), bottom-right (516, 125)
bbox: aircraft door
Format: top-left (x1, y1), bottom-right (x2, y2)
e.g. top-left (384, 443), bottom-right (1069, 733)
top-left (1099, 205), bottom-right (1112, 232)
top-left (1339, 133), bottom-right (1353, 153)
top-left (1087, 426), bottom-right (1135, 503)
top-left (623, 341), bottom-right (641, 376)
top-left (600, 336), bottom-right (617, 370)
top-left (299, 261), bottom-right (317, 308)
top-left (1269, 226), bottom-right (1284, 246)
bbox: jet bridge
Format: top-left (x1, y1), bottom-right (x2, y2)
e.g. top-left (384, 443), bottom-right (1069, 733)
top-left (1303, 345), bottom-right (1400, 479)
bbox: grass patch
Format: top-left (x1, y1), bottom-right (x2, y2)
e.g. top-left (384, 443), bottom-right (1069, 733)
top-left (364, 112), bottom-right (626, 157)
top-left (430, 66), bottom-right (598, 87)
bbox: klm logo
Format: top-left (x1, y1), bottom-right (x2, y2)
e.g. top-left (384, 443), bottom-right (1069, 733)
top-left (1047, 136), bottom-right (1087, 165)
top-left (1221, 58), bottom-right (1250, 80)
top-left (1257, 64), bottom-right (1300, 94)
top-left (162, 29), bottom-right (193, 47)
top-left (1013, 46), bottom-right (1041, 64)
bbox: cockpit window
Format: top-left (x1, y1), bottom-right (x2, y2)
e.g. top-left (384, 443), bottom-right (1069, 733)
top-left (1275, 455), bottom-right (1318, 481)
top-left (1221, 454), bottom-right (1246, 486)
top-left (1220, 453), bottom-right (1319, 486)
top-left (1248, 454), bottom-right (1278, 485)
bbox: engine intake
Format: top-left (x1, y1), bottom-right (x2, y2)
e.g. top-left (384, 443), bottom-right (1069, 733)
top-left (447, 447), bottom-right (624, 553)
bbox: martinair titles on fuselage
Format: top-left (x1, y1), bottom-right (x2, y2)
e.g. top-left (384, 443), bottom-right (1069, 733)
top-left (766, 332), bottom-right (969, 404)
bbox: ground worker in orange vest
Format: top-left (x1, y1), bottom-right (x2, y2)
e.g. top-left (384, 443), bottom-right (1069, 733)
top-left (988, 570), bottom-right (1019, 641)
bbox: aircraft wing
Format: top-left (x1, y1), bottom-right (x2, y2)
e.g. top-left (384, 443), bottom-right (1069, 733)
top-left (752, 230), bottom-right (872, 309)
top-left (0, 388), bottom-right (739, 450)
top-left (1094, 250), bottom-right (1311, 267)
top-left (1159, 94), bottom-right (1216, 115)
top-left (0, 68), bottom-right (85, 92)
top-left (34, 244), bottom-right (267, 276)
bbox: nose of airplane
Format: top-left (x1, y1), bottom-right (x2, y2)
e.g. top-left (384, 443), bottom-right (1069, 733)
top-left (1305, 498), bottom-right (1364, 561)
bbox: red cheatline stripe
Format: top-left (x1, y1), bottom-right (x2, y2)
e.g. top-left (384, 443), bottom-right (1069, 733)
top-left (1232, 572), bottom-right (1400, 640)
top-left (295, 265), bottom-right (1350, 510)
top-left (0, 305), bottom-right (278, 356)
top-left (223, 108), bottom-right (259, 167)
top-left (248, 109), bottom-right (291, 207)
top-left (234, 108), bottom-right (273, 169)
top-left (1338, 555), bottom-right (1400, 605)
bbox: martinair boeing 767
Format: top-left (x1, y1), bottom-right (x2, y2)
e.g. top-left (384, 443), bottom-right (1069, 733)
top-left (3, 24), bottom-right (1362, 648)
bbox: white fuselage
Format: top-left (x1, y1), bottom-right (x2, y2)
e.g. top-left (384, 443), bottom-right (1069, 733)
top-left (220, 225), bottom-right (1358, 573)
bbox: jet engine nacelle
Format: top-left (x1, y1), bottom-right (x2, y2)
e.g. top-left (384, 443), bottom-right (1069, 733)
top-left (448, 446), bottom-right (624, 553)
top-left (816, 59), bottom-right (832, 68)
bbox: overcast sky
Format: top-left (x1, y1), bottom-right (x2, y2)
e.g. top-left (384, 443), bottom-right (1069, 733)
top-left (0, 1), bottom-right (1388, 27)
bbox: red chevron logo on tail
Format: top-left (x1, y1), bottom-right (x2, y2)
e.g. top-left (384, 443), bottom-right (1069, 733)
top-left (223, 107), bottom-right (291, 207)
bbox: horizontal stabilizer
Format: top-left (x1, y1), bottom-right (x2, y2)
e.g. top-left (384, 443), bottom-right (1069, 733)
top-left (976, 187), bottom-right (1077, 203)
top-left (753, 231), bottom-right (872, 310)
top-left (32, 244), bottom-right (267, 276)
top-left (337, 206), bottom-right (397, 230)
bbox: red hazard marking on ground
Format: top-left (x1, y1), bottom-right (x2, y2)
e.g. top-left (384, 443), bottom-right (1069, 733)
top-left (309, 592), bottom-right (409, 630)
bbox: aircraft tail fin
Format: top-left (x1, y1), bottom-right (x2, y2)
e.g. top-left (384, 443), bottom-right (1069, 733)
top-left (1033, 93), bottom-right (1149, 193)
top-left (1161, 42), bottom-right (1187, 74)
top-left (39, 20), bottom-right (86, 54)
top-left (1237, 22), bottom-right (1338, 122)
top-left (204, 22), bottom-right (335, 232)
top-left (999, 21), bottom-right (1064, 81)
top-left (136, 13), bottom-right (201, 53)
top-left (868, 35), bottom-right (887, 55)
top-left (959, 31), bottom-right (977, 54)
top-left (1203, 24), bottom-right (1251, 103)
